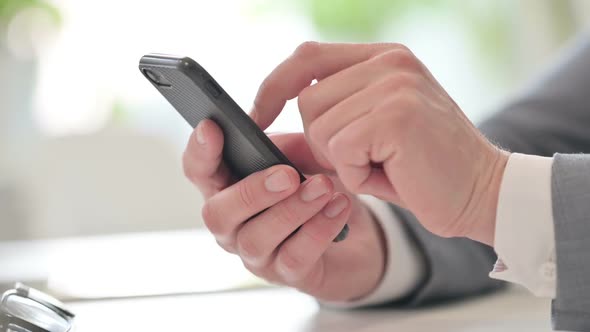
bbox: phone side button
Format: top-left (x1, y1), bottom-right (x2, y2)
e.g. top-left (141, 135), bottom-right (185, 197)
top-left (205, 80), bottom-right (222, 98)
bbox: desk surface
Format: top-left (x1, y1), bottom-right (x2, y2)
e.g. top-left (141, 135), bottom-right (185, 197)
top-left (0, 230), bottom-right (259, 298)
top-left (1, 231), bottom-right (554, 331)
top-left (69, 287), bottom-right (553, 332)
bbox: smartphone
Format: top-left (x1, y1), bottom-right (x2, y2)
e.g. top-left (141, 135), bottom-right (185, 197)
top-left (139, 54), bottom-right (348, 242)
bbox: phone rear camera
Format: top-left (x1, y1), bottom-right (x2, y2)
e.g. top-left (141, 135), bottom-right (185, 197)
top-left (143, 68), bottom-right (172, 88)
top-left (205, 80), bottom-right (222, 98)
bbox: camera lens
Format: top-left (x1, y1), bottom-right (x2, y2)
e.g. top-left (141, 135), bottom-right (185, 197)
top-left (142, 69), bottom-right (171, 87)
top-left (143, 69), bottom-right (160, 84)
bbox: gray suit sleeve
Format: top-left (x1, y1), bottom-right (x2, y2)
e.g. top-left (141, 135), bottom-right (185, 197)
top-left (479, 34), bottom-right (590, 156)
top-left (483, 35), bottom-right (590, 331)
top-left (385, 207), bottom-right (504, 306)
top-left (550, 155), bottom-right (590, 331)
top-left (387, 33), bottom-right (590, 323)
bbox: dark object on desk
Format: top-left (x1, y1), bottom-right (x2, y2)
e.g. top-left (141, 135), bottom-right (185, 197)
top-left (139, 53), bottom-right (348, 242)
top-left (0, 283), bottom-right (75, 332)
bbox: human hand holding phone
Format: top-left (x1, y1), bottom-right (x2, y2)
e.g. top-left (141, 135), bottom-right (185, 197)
top-left (139, 53), bottom-right (348, 242)
top-left (182, 120), bottom-right (387, 302)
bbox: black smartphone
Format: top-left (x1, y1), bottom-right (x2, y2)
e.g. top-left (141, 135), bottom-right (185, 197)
top-left (139, 54), bottom-right (348, 242)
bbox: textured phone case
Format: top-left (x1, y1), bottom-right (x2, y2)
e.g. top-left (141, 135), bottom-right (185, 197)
top-left (139, 54), bottom-right (299, 180)
top-left (139, 54), bottom-right (348, 242)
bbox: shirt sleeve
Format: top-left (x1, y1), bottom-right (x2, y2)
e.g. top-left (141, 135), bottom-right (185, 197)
top-left (490, 153), bottom-right (557, 298)
top-left (322, 195), bottom-right (425, 308)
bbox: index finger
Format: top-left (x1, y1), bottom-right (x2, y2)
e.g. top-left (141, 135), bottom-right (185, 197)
top-left (250, 42), bottom-right (401, 130)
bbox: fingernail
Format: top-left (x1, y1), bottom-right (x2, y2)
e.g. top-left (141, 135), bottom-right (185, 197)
top-left (265, 170), bottom-right (292, 192)
top-left (300, 176), bottom-right (330, 202)
top-left (323, 193), bottom-right (349, 218)
top-left (196, 122), bottom-right (206, 145)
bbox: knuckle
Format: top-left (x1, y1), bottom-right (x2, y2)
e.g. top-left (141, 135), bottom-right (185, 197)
top-left (237, 180), bottom-right (256, 209)
top-left (375, 47), bottom-right (419, 71)
top-left (397, 72), bottom-right (421, 88)
top-left (307, 121), bottom-right (327, 146)
top-left (293, 41), bottom-right (321, 60)
top-left (270, 203), bottom-right (300, 229)
top-left (236, 231), bottom-right (261, 259)
top-left (326, 130), bottom-right (350, 159)
top-left (370, 42), bottom-right (407, 56)
top-left (216, 238), bottom-right (237, 254)
top-left (254, 77), bottom-right (273, 104)
top-left (297, 263), bottom-right (326, 294)
top-left (201, 200), bottom-right (224, 235)
top-left (391, 42), bottom-right (412, 53)
top-left (278, 246), bottom-right (305, 277)
top-left (242, 262), bottom-right (277, 284)
top-left (297, 85), bottom-right (314, 112)
top-left (378, 72), bottom-right (421, 93)
top-left (257, 76), bottom-right (271, 94)
top-left (298, 226), bottom-right (326, 246)
top-left (240, 259), bottom-right (261, 276)
top-left (264, 275), bottom-right (285, 286)
top-left (395, 89), bottom-right (424, 111)
top-left (369, 128), bottom-right (396, 162)
top-left (381, 94), bottom-right (421, 131)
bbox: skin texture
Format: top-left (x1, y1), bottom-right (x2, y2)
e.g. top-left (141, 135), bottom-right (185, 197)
top-left (184, 42), bottom-right (508, 303)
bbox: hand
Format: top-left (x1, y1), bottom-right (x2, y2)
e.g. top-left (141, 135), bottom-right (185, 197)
top-left (183, 119), bottom-right (387, 302)
top-left (250, 42), bottom-right (509, 246)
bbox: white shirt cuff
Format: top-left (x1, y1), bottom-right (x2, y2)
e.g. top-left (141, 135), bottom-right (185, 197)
top-left (490, 153), bottom-right (556, 298)
top-left (322, 195), bottom-right (425, 308)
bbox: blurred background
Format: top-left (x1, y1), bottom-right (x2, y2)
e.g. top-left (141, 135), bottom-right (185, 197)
top-left (0, 0), bottom-right (589, 298)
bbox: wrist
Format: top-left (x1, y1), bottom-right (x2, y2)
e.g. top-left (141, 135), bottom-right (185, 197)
top-left (465, 147), bottom-right (510, 246)
top-left (337, 196), bottom-right (425, 307)
top-left (355, 201), bottom-right (388, 298)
